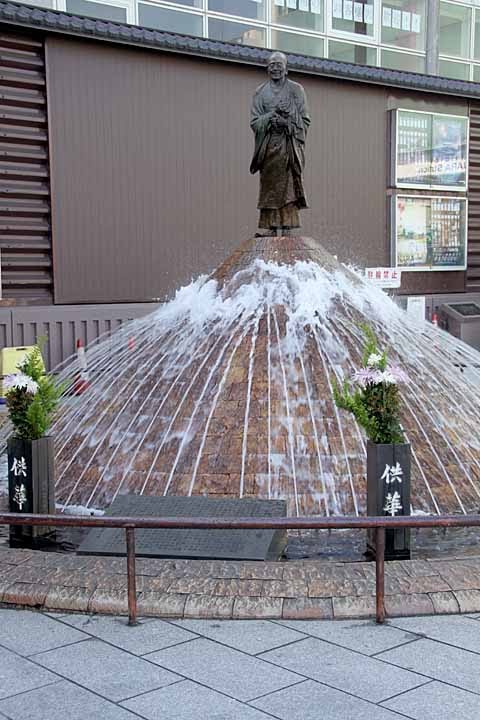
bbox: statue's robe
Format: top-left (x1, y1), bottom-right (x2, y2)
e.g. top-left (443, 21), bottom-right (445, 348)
top-left (250, 78), bottom-right (310, 229)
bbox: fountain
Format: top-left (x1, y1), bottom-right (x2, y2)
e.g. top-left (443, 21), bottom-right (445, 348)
top-left (7, 234), bottom-right (477, 518)
top-left (3, 53), bottom-right (480, 524)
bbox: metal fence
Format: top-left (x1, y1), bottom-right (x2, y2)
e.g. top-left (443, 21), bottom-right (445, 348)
top-left (1, 512), bottom-right (480, 625)
top-left (0, 303), bottom-right (159, 370)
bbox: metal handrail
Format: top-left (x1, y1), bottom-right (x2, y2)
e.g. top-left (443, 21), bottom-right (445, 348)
top-left (2, 512), bottom-right (480, 625)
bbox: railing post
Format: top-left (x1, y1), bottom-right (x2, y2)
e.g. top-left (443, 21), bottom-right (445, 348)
top-left (125, 526), bottom-right (138, 626)
top-left (375, 526), bottom-right (385, 624)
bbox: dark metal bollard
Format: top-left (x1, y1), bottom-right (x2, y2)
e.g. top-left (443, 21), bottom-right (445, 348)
top-left (126, 526), bottom-right (138, 626)
top-left (375, 526), bottom-right (385, 624)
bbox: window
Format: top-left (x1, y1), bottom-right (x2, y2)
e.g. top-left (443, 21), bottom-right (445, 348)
top-left (474, 64), bottom-right (480, 82)
top-left (17, 0), bottom-right (53, 6)
top-left (138, 4), bottom-right (203, 33)
top-left (272, 0), bottom-right (323, 33)
top-left (439, 58), bottom-right (470, 80)
top-left (209, 0), bottom-right (265, 21)
top-left (66, 0), bottom-right (127, 21)
top-left (439, 2), bottom-right (471, 59)
top-left (208, 18), bottom-right (266, 45)
top-left (381, 48), bottom-right (424, 71)
top-left (474, 9), bottom-right (480, 60)
top-left (329, 39), bottom-right (376, 63)
top-left (331, 0), bottom-right (375, 38)
top-left (381, 0), bottom-right (426, 52)
top-left (272, 30), bottom-right (325, 55)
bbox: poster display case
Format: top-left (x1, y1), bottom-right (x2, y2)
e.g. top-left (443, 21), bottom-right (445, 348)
top-left (392, 195), bottom-right (467, 271)
top-left (391, 109), bottom-right (468, 190)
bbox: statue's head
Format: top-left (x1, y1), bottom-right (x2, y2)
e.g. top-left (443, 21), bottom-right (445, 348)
top-left (268, 51), bottom-right (287, 81)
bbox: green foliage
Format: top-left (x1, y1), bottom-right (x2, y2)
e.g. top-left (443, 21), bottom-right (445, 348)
top-left (5, 341), bottom-right (64, 440)
top-left (360, 323), bottom-right (387, 371)
top-left (332, 326), bottom-right (405, 445)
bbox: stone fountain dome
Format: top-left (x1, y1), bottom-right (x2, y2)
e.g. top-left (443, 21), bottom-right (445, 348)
top-left (46, 236), bottom-right (480, 516)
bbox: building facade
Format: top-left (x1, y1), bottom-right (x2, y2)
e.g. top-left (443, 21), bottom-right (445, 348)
top-left (13, 0), bottom-right (480, 82)
top-left (0, 1), bottom-right (480, 365)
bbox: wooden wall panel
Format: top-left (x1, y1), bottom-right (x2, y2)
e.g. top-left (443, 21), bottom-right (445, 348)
top-left (45, 37), bottom-right (389, 303)
top-left (0, 31), bottom-right (52, 303)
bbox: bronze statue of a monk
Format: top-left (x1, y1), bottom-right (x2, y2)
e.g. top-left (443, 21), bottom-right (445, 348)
top-left (250, 51), bottom-right (310, 234)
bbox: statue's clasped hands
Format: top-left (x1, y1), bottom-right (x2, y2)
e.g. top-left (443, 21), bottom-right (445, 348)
top-left (271, 111), bottom-right (289, 130)
top-left (276, 99), bottom-right (290, 116)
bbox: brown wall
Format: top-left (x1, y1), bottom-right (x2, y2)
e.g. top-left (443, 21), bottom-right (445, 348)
top-left (44, 36), bottom-right (469, 304)
top-left (45, 37), bottom-right (389, 303)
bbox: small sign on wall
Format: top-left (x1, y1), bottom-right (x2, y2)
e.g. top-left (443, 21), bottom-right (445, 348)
top-left (406, 296), bottom-right (426, 322)
top-left (365, 267), bottom-right (402, 289)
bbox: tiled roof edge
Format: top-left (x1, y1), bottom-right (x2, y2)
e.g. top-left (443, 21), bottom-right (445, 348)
top-left (1, 0), bottom-right (479, 99)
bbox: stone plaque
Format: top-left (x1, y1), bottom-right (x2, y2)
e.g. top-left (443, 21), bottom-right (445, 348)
top-left (78, 495), bottom-right (287, 561)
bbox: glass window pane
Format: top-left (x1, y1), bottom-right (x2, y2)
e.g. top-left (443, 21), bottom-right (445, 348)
top-left (66, 0), bottom-right (127, 21)
top-left (208, 18), bottom-right (266, 45)
top-left (331, 0), bottom-right (374, 38)
top-left (271, 0), bottom-right (323, 33)
top-left (209, 0), bottom-right (265, 21)
top-left (138, 4), bottom-right (203, 33)
top-left (474, 64), bottom-right (480, 82)
top-left (17, 0), bottom-right (53, 6)
top-left (381, 0), bottom-right (425, 52)
top-left (475, 9), bottom-right (480, 60)
top-left (439, 2), bottom-right (471, 58)
top-left (271, 30), bottom-right (324, 56)
top-left (381, 48), bottom-right (424, 71)
top-left (439, 58), bottom-right (470, 80)
top-left (329, 39), bottom-right (376, 64)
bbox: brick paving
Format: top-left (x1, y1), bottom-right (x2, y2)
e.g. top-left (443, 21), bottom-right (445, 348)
top-left (1, 546), bottom-right (480, 619)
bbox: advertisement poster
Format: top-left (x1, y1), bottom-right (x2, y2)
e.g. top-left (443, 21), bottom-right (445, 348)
top-left (396, 110), bottom-right (431, 186)
top-left (363, 3), bottom-right (373, 22)
top-left (343, 0), bottom-right (353, 20)
top-left (396, 197), bottom-right (429, 268)
top-left (395, 196), bottom-right (466, 270)
top-left (431, 116), bottom-right (468, 188)
top-left (411, 12), bottom-right (421, 32)
top-left (354, 2), bottom-right (363, 21)
top-left (395, 110), bottom-right (468, 190)
top-left (332, 0), bottom-right (343, 17)
top-left (382, 6), bottom-right (392, 26)
top-left (401, 10), bottom-right (411, 30)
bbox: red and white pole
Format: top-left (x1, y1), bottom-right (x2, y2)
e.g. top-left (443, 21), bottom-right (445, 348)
top-left (74, 338), bottom-right (90, 394)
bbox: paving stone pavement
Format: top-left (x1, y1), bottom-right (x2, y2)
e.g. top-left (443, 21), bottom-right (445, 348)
top-left (2, 547), bottom-right (480, 619)
top-left (1, 609), bottom-right (480, 718)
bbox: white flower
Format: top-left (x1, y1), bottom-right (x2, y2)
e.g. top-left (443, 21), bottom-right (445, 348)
top-left (379, 371), bottom-right (397, 385)
top-left (4, 373), bottom-right (39, 395)
top-left (366, 353), bottom-right (383, 368)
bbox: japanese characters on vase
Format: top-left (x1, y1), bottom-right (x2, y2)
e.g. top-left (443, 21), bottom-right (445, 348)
top-left (10, 456), bottom-right (27, 512)
top-left (382, 461), bottom-right (404, 517)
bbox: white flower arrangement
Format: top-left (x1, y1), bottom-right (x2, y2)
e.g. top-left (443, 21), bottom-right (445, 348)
top-left (4, 373), bottom-right (39, 395)
top-left (333, 326), bottom-right (406, 444)
top-left (5, 344), bottom-right (63, 440)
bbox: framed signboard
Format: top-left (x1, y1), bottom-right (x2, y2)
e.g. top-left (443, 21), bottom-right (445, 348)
top-left (391, 110), bottom-right (468, 191)
top-left (392, 195), bottom-right (467, 271)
